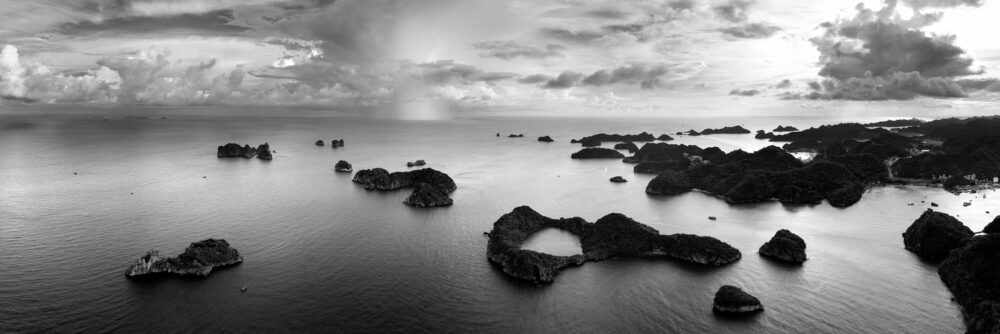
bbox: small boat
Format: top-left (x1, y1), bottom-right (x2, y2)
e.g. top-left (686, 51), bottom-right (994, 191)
top-left (708, 216), bottom-right (717, 221)
top-left (241, 286), bottom-right (248, 293)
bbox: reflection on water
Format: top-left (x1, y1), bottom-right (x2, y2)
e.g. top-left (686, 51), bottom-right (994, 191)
top-left (519, 228), bottom-right (582, 256)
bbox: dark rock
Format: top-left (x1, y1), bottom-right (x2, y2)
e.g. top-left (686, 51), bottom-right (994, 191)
top-left (335, 160), bottom-right (353, 173)
top-left (330, 139), bottom-right (345, 148)
top-left (217, 143), bottom-right (257, 158)
top-left (939, 234), bottom-right (1000, 334)
top-left (903, 210), bottom-right (974, 262)
top-left (610, 176), bottom-right (627, 183)
top-left (657, 134), bottom-right (674, 141)
top-left (646, 170), bottom-right (692, 195)
top-left (538, 136), bottom-right (554, 142)
top-left (571, 148), bottom-right (625, 159)
top-left (508, 134), bottom-right (524, 138)
top-left (315, 140), bottom-right (324, 146)
top-left (125, 239), bottom-right (243, 278)
top-left (755, 130), bottom-right (776, 140)
top-left (713, 285), bottom-right (763, 314)
top-left (487, 206), bottom-right (740, 283)
top-left (353, 168), bottom-right (457, 207)
top-left (256, 143), bottom-right (272, 160)
top-left (406, 160), bottom-right (427, 167)
top-left (983, 216), bottom-right (1000, 234)
top-left (573, 132), bottom-right (656, 145)
top-left (758, 229), bottom-right (807, 263)
top-left (614, 142), bottom-right (639, 153)
top-left (687, 130), bottom-right (702, 136)
top-left (701, 126), bottom-right (751, 135)
top-left (404, 182), bottom-right (454, 207)
top-left (773, 125), bottom-right (798, 132)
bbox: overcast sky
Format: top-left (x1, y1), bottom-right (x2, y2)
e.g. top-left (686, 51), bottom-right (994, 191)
top-left (0, 0), bottom-right (997, 114)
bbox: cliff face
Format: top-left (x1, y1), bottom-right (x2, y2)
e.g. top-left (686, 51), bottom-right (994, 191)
top-left (486, 206), bottom-right (741, 283)
top-left (903, 210), bottom-right (973, 262)
top-left (125, 239), bottom-right (243, 278)
top-left (939, 234), bottom-right (1000, 334)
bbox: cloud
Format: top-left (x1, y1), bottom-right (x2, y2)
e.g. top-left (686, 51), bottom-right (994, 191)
top-left (585, 8), bottom-right (630, 20)
top-left (720, 22), bottom-right (781, 39)
top-left (957, 79), bottom-right (1000, 92)
top-left (1, 45), bottom-right (27, 98)
top-left (408, 60), bottom-right (516, 84)
top-left (542, 72), bottom-right (584, 89)
top-left (713, 0), bottom-right (755, 23)
top-left (517, 74), bottom-right (552, 84)
top-left (729, 88), bottom-right (760, 96)
top-left (473, 41), bottom-right (565, 60)
top-left (804, 0), bottom-right (985, 100)
top-left (582, 63), bottom-right (669, 89)
top-left (539, 27), bottom-right (604, 44)
top-left (57, 10), bottom-right (248, 37)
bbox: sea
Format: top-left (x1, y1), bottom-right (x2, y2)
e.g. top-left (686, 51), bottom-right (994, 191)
top-left (2, 104), bottom-right (999, 333)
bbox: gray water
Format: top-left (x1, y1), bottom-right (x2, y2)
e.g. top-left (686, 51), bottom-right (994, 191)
top-left (2, 108), bottom-right (994, 333)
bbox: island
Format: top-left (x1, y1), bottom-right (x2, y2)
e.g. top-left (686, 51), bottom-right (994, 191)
top-left (713, 285), bottom-right (763, 314)
top-left (758, 229), bottom-right (807, 263)
top-left (610, 176), bottom-right (627, 183)
top-left (864, 118), bottom-right (925, 127)
top-left (125, 239), bottom-right (243, 278)
top-left (486, 206), bottom-right (741, 283)
top-left (755, 130), bottom-right (776, 140)
top-left (217, 143), bottom-right (272, 160)
top-left (508, 134), bottom-right (524, 138)
top-left (331, 139), bottom-right (345, 148)
top-left (570, 148), bottom-right (625, 159)
top-left (902, 210), bottom-right (973, 262)
top-left (614, 142), bottom-right (639, 153)
top-left (657, 134), bottom-right (674, 141)
top-left (315, 140), bottom-right (324, 146)
top-left (352, 167), bottom-right (457, 207)
top-left (406, 160), bottom-right (426, 167)
top-left (335, 160), bottom-right (353, 173)
top-left (571, 132), bottom-right (656, 145)
top-left (538, 136), bottom-right (554, 142)
top-left (700, 126), bottom-right (751, 135)
top-left (773, 125), bottom-right (798, 132)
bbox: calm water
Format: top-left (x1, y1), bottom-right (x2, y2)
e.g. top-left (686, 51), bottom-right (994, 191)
top-left (2, 109), bottom-right (997, 333)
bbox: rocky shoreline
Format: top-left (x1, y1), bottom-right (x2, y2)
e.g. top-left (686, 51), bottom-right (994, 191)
top-left (486, 206), bottom-right (741, 283)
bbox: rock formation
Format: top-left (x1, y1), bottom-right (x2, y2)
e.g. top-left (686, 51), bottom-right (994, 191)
top-left (331, 139), bottom-right (345, 148)
top-left (657, 134), bottom-right (674, 141)
top-left (403, 182), bottom-right (454, 207)
top-left (984, 216), bottom-right (1000, 234)
top-left (610, 176), bottom-right (627, 183)
top-left (700, 126), bottom-right (751, 135)
top-left (125, 239), bottom-right (243, 278)
top-left (755, 130), bottom-right (776, 140)
top-left (335, 160), bottom-right (353, 173)
top-left (256, 143), bottom-right (272, 160)
top-left (758, 229), bottom-right (807, 263)
top-left (572, 132), bottom-right (656, 145)
top-left (939, 233), bottom-right (1000, 334)
top-left (352, 168), bottom-right (457, 207)
top-left (645, 170), bottom-right (692, 195)
top-left (508, 134), bottom-right (524, 138)
top-left (486, 206), bottom-right (741, 283)
top-left (903, 210), bottom-right (973, 262)
top-left (538, 136), bottom-right (554, 142)
top-left (614, 142), bottom-right (639, 153)
top-left (407, 160), bottom-right (427, 167)
top-left (713, 285), bottom-right (763, 314)
top-left (217, 143), bottom-right (271, 159)
top-left (570, 148), bottom-right (625, 159)
top-left (315, 140), bottom-right (324, 146)
top-left (773, 125), bottom-right (798, 132)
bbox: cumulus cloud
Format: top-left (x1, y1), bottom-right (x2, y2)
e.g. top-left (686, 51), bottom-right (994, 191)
top-left (543, 72), bottom-right (584, 89)
top-left (473, 41), bottom-right (565, 60)
top-left (517, 74), bottom-right (553, 84)
top-left (713, 0), bottom-right (755, 23)
top-left (801, 0), bottom-right (988, 100)
top-left (408, 60), bottom-right (517, 84)
top-left (1, 45), bottom-right (27, 98)
top-left (539, 27), bottom-right (605, 44)
top-left (729, 88), bottom-right (760, 96)
top-left (535, 63), bottom-right (673, 89)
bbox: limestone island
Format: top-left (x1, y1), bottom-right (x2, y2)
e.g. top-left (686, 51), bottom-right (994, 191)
top-left (773, 125), bottom-right (798, 132)
top-left (713, 285), bottom-right (763, 314)
top-left (352, 167), bottom-right (456, 207)
top-left (758, 229), bottom-right (807, 263)
top-left (331, 139), bottom-right (345, 148)
top-left (700, 126), bottom-right (751, 135)
top-left (125, 239), bottom-right (243, 279)
top-left (571, 132), bottom-right (656, 146)
top-left (217, 143), bottom-right (272, 160)
top-left (610, 176), bottom-right (627, 183)
top-left (571, 148), bottom-right (625, 159)
top-left (614, 142), bottom-right (639, 153)
top-left (903, 210), bottom-right (973, 262)
top-left (538, 136), bottom-right (554, 142)
top-left (486, 206), bottom-right (741, 283)
top-left (335, 160), bottom-right (353, 173)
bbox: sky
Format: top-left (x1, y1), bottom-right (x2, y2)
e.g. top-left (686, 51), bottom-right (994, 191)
top-left (0, 0), bottom-right (998, 114)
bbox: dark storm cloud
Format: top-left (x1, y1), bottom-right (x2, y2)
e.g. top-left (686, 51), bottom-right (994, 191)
top-left (713, 0), bottom-right (755, 23)
top-left (729, 88), bottom-right (760, 96)
top-left (582, 64), bottom-right (669, 89)
top-left (585, 8), bottom-right (630, 19)
top-left (957, 79), bottom-right (1000, 92)
top-left (473, 41), bottom-right (565, 60)
top-left (411, 60), bottom-right (517, 84)
top-left (57, 10), bottom-right (248, 36)
top-left (539, 28), bottom-right (604, 44)
top-left (536, 64), bottom-right (671, 89)
top-left (517, 74), bottom-right (553, 84)
top-left (720, 22), bottom-right (781, 39)
top-left (542, 72), bottom-right (584, 89)
top-left (801, 0), bottom-right (986, 100)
